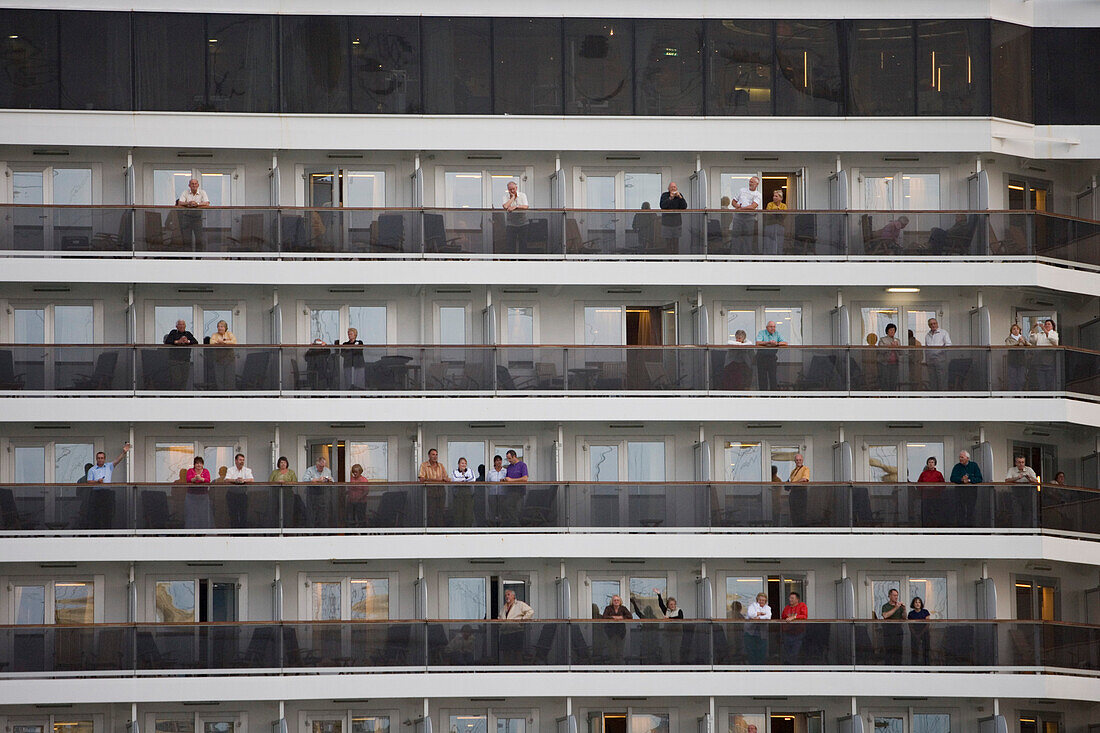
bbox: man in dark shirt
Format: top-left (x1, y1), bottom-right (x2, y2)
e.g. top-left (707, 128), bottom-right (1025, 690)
top-left (163, 319), bottom-right (198, 388)
top-left (659, 182), bottom-right (687, 251)
top-left (949, 450), bottom-right (984, 527)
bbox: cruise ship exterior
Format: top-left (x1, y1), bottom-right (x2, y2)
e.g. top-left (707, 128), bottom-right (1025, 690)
top-left (0, 2), bottom-right (1098, 733)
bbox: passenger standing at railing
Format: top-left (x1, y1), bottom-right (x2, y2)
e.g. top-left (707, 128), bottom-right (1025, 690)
top-left (878, 323), bottom-right (902, 390)
top-left (501, 450), bottom-right (528, 525)
top-left (879, 588), bottom-right (907, 661)
top-left (418, 448), bottom-right (448, 526)
top-left (949, 450), bottom-right (983, 527)
top-left (341, 328), bottom-right (365, 390)
top-left (268, 456), bottom-right (297, 526)
top-left (907, 596), bottom-right (931, 664)
top-left (780, 591), bottom-right (808, 663)
top-left (209, 320), bottom-right (237, 390)
top-left (659, 182), bottom-right (687, 251)
top-left (755, 321), bottom-right (787, 390)
top-left (1029, 319), bottom-right (1059, 390)
top-left (923, 318), bottom-right (951, 391)
top-left (185, 456), bottom-right (213, 529)
top-left (917, 456), bottom-right (946, 530)
top-left (786, 454), bottom-right (810, 527)
top-left (163, 319), bottom-right (198, 389)
top-left (451, 457), bottom-right (475, 527)
top-left (762, 189), bottom-right (788, 255)
top-left (177, 178), bottom-right (210, 251)
top-left (729, 176), bottom-right (762, 252)
top-left (744, 592), bottom-right (771, 664)
top-left (501, 181), bottom-right (529, 254)
top-left (1004, 324), bottom-right (1030, 390)
top-left (222, 452), bottom-right (253, 529)
top-left (346, 463), bottom-right (370, 527)
top-left (303, 455), bottom-right (334, 527)
top-left (85, 443), bottom-right (130, 529)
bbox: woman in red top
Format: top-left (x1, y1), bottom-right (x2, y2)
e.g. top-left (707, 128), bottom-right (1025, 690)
top-left (917, 456), bottom-right (945, 482)
top-left (184, 456), bottom-right (213, 529)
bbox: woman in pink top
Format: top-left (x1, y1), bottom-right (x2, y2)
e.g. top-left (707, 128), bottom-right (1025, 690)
top-left (185, 456), bottom-right (213, 529)
top-left (346, 463), bottom-right (371, 526)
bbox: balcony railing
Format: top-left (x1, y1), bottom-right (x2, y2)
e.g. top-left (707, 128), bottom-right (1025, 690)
top-left (0, 345), bottom-right (1096, 397)
top-left (1, 207), bottom-right (1098, 267)
top-left (0, 620), bottom-right (1096, 676)
top-left (1, 482), bottom-right (1095, 536)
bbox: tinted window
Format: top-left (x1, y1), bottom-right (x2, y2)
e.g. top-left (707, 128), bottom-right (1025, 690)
top-left (917, 20), bottom-right (989, 116)
top-left (59, 12), bottom-right (131, 110)
top-left (207, 14), bottom-right (277, 113)
top-left (422, 17), bottom-right (491, 114)
top-left (1034, 27), bottom-right (1100, 125)
top-left (493, 18), bottom-right (562, 114)
top-left (706, 20), bottom-right (774, 116)
top-left (0, 10), bottom-right (58, 108)
top-left (775, 20), bottom-right (841, 116)
top-left (635, 19), bottom-right (703, 115)
top-left (565, 19), bottom-right (634, 115)
top-left (848, 20), bottom-right (915, 115)
top-left (349, 16), bottom-right (422, 114)
top-left (282, 16), bottom-right (349, 113)
top-left (135, 12), bottom-right (204, 111)
top-left (991, 21), bottom-right (1031, 123)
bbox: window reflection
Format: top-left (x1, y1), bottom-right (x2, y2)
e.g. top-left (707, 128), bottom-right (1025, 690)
top-left (494, 18), bottom-right (562, 114)
top-left (207, 14), bottom-right (277, 113)
top-left (848, 21), bottom-right (915, 116)
top-left (59, 11), bottom-right (131, 110)
top-left (422, 18), bottom-right (491, 114)
top-left (350, 579), bottom-right (389, 620)
top-left (635, 20), bottom-right (703, 115)
top-left (350, 17), bottom-right (421, 114)
top-left (991, 22), bottom-right (1032, 123)
top-left (707, 20), bottom-right (773, 115)
top-left (352, 718), bottom-right (390, 733)
top-left (566, 19), bottom-right (634, 115)
top-left (282, 16), bottom-right (349, 113)
top-left (775, 20), bottom-right (842, 115)
top-left (917, 20), bottom-right (989, 115)
top-left (448, 577), bottom-right (488, 619)
top-left (155, 580), bottom-right (196, 622)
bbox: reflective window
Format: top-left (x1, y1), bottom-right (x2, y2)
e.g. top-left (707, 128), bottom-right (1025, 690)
top-left (775, 20), bottom-right (841, 115)
top-left (848, 21), bottom-right (915, 116)
top-left (448, 576), bottom-right (488, 619)
top-left (505, 307), bottom-right (534, 345)
top-left (496, 719), bottom-right (525, 733)
top-left (13, 584), bottom-right (46, 624)
top-left (565, 19), bottom-right (634, 115)
top-left (154, 304), bottom-right (194, 342)
top-left (282, 16), bottom-right (349, 113)
top-left (155, 720), bottom-right (194, 733)
top-left (55, 443), bottom-right (95, 483)
top-left (494, 18), bottom-right (562, 114)
top-left (913, 715), bottom-right (950, 733)
top-left (1034, 28), bottom-right (1100, 126)
top-left (624, 172), bottom-right (662, 210)
top-left (0, 10), bottom-right (58, 108)
top-left (627, 441), bottom-right (665, 481)
top-left (873, 718), bottom-right (904, 733)
top-left (309, 308), bottom-right (341, 344)
top-left (59, 12), bottom-right (131, 110)
top-left (444, 172), bottom-right (484, 208)
top-left (591, 579), bottom-right (621, 611)
top-left (763, 307), bottom-right (802, 345)
top-left (726, 576), bottom-right (764, 617)
top-left (724, 442), bottom-right (763, 481)
top-left (349, 578), bottom-right (389, 620)
top-left (635, 20), bottom-right (703, 116)
top-left (154, 442), bottom-right (195, 483)
top-left (628, 577), bottom-right (667, 619)
top-left (726, 309), bottom-right (757, 344)
top-left (345, 172), bottom-right (386, 207)
top-left (706, 20), bottom-right (773, 116)
top-left (991, 22), bottom-right (1032, 123)
top-left (15, 446), bottom-right (46, 483)
top-left (135, 13), bottom-right (204, 111)
top-left (13, 171), bottom-right (43, 206)
top-left (905, 442), bottom-right (945, 482)
top-left (349, 17), bottom-right (422, 114)
top-left (590, 444), bottom-right (620, 481)
top-left (207, 14), bottom-right (277, 112)
top-left (439, 306), bottom-right (467, 344)
top-left (348, 441), bottom-right (388, 480)
top-left (53, 581), bottom-right (94, 624)
top-left (422, 18), bottom-right (491, 114)
top-left (450, 716), bottom-right (487, 733)
top-left (152, 170), bottom-right (194, 207)
top-left (584, 307), bottom-right (624, 345)
top-left (447, 440), bottom-right (486, 476)
top-left (155, 580), bottom-right (197, 622)
top-left (352, 718), bottom-right (390, 733)
top-left (729, 714), bottom-right (767, 733)
top-left (310, 580), bottom-right (342, 621)
top-left (630, 715), bottom-right (669, 733)
top-left (14, 307), bottom-right (45, 343)
top-left (917, 21), bottom-right (989, 115)
top-left (868, 444), bottom-right (899, 482)
top-left (770, 444), bottom-right (800, 482)
top-left (349, 305), bottom-right (387, 344)
top-left (52, 169), bottom-right (92, 206)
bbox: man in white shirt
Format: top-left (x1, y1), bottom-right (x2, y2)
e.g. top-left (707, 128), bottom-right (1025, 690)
top-left (1005, 454), bottom-right (1039, 484)
top-left (177, 178), bottom-right (210, 250)
top-left (923, 317), bottom-right (952, 390)
top-left (501, 181), bottom-right (529, 253)
top-left (1030, 319), bottom-right (1060, 390)
top-left (303, 456), bottom-right (334, 527)
top-left (223, 452), bottom-right (254, 528)
top-left (499, 589), bottom-right (534, 620)
top-left (730, 176), bottom-right (763, 249)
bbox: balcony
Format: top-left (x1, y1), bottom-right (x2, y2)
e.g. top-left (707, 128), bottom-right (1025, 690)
top-left (1, 482), bottom-right (1095, 536)
top-left (0, 345), bottom-right (1096, 398)
top-left (1, 207), bottom-right (1097, 268)
top-left (0, 620), bottom-right (1095, 677)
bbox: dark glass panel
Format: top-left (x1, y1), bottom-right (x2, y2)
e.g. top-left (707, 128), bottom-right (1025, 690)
top-left (493, 18), bottom-right (562, 115)
top-left (1034, 28), bottom-right (1100, 125)
top-left (349, 16), bottom-right (422, 114)
top-left (706, 20), bottom-right (773, 116)
top-left (207, 14), bottom-right (277, 113)
top-left (59, 12), bottom-right (131, 110)
top-left (774, 20), bottom-right (841, 116)
top-left (991, 21), bottom-right (1031, 123)
top-left (635, 19), bottom-right (703, 115)
top-left (917, 20), bottom-right (989, 115)
top-left (134, 12), bottom-right (204, 111)
top-left (281, 16), bottom-right (349, 113)
top-left (0, 10), bottom-right (58, 108)
top-left (422, 17), bottom-right (491, 114)
top-left (848, 20), bottom-right (915, 116)
top-left (564, 19), bottom-right (634, 115)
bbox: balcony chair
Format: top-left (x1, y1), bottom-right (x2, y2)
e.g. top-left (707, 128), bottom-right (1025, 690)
top-left (422, 213), bottom-right (461, 253)
top-left (644, 361), bottom-right (690, 389)
top-left (226, 212), bottom-right (268, 250)
top-left (281, 627), bottom-right (322, 667)
top-left (791, 213), bottom-right (818, 254)
top-left (529, 623), bottom-right (560, 664)
top-left (518, 485), bottom-right (558, 526)
top-left (524, 218), bottom-right (550, 253)
top-left (138, 349), bottom-right (171, 389)
top-left (534, 362), bottom-right (564, 389)
top-left (798, 355), bottom-right (843, 390)
top-left (496, 364), bottom-right (536, 390)
top-left (91, 208), bottom-right (132, 251)
top-left (375, 213), bottom-right (406, 252)
top-left (860, 214), bottom-right (900, 255)
top-left (367, 491), bottom-right (408, 528)
top-left (0, 488), bottom-right (37, 529)
top-left (279, 214), bottom-right (309, 251)
top-left (565, 218), bottom-right (601, 254)
top-left (72, 350), bottom-right (119, 390)
top-left (0, 350), bottom-right (26, 389)
top-left (375, 623), bottom-right (414, 666)
top-left (135, 631), bottom-right (181, 669)
top-left (288, 358), bottom-right (312, 390)
top-left (236, 351), bottom-right (272, 390)
top-left (140, 490), bottom-right (177, 529)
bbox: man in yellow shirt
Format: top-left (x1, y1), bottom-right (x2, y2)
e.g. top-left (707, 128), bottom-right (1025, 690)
top-left (418, 448), bottom-right (448, 525)
top-left (787, 453), bottom-right (810, 526)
